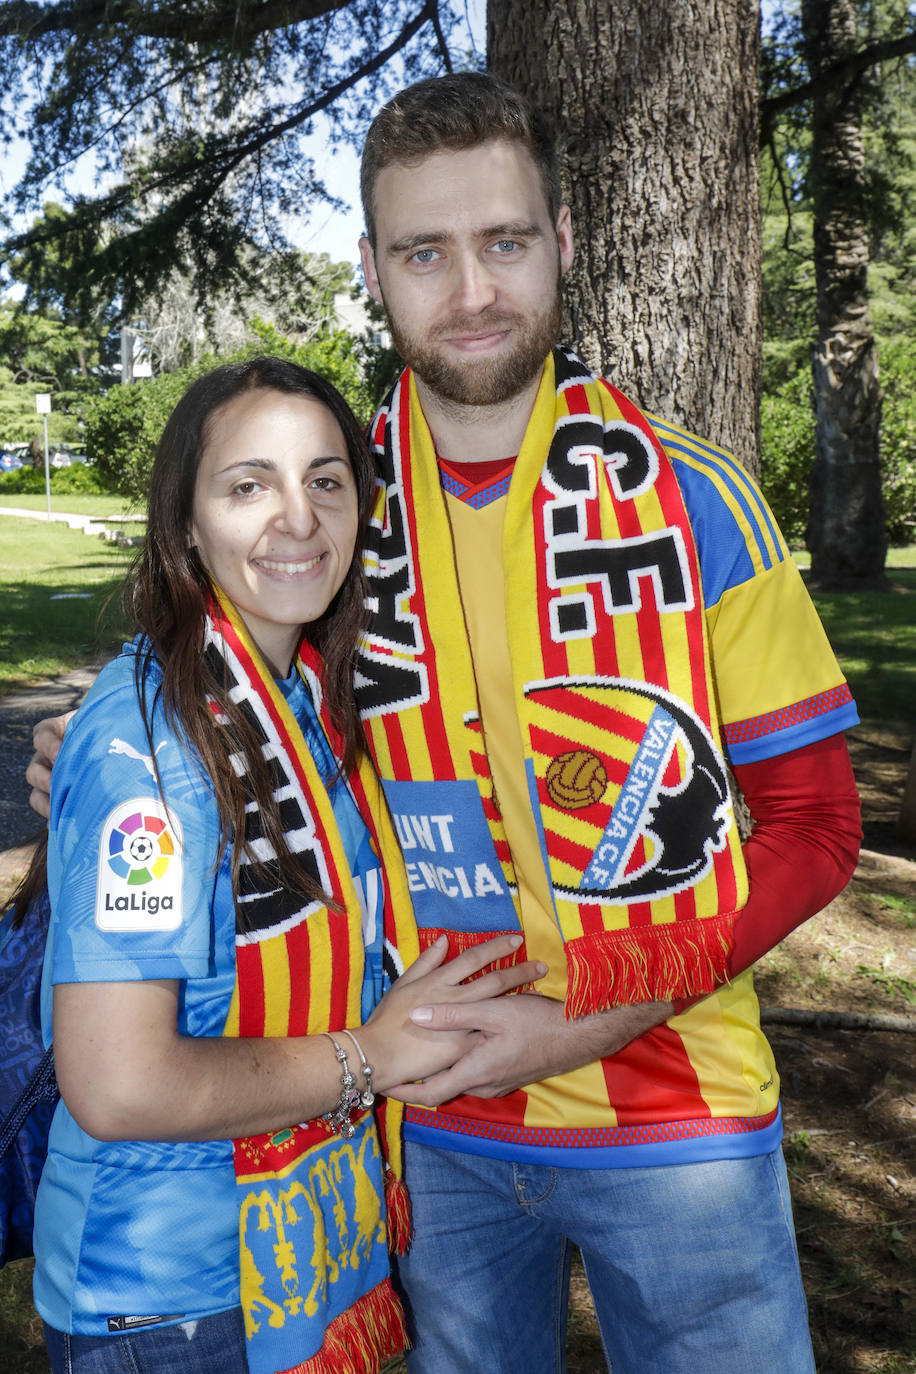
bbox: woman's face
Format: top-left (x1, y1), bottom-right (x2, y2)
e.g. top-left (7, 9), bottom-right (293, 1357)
top-left (191, 387), bottom-right (360, 675)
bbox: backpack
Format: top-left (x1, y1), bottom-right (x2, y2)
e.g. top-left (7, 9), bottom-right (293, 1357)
top-left (0, 885), bottom-right (58, 1267)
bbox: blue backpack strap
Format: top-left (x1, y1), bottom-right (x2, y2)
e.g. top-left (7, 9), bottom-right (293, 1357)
top-left (0, 1044), bottom-right (57, 1160)
top-left (0, 884), bottom-right (59, 1266)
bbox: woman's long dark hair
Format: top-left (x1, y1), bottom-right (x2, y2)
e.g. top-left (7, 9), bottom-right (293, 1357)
top-left (15, 358), bottom-right (376, 928)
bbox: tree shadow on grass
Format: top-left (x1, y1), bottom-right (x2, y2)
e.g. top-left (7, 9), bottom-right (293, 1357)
top-left (1, 574), bottom-right (132, 689)
top-left (778, 1027), bottom-right (916, 1374)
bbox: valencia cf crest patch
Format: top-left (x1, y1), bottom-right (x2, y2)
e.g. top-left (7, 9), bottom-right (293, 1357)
top-left (525, 676), bottom-right (733, 907)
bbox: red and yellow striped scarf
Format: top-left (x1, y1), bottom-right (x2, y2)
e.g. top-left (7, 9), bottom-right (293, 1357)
top-left (207, 594), bottom-right (417, 1374)
top-left (356, 349), bottom-right (747, 1016)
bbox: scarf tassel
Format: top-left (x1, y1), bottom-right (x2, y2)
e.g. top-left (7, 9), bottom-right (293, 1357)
top-left (384, 1167), bottom-right (412, 1256)
top-left (417, 927), bottom-right (535, 989)
top-left (565, 915), bottom-right (735, 1018)
top-left (281, 1278), bottom-right (408, 1374)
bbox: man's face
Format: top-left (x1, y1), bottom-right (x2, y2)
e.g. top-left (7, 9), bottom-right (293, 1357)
top-left (360, 140), bottom-right (573, 408)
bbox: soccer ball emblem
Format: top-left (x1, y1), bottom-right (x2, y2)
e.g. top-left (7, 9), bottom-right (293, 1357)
top-left (128, 834), bottom-right (156, 864)
top-left (545, 750), bottom-right (609, 810)
top-left (107, 809), bottom-right (176, 885)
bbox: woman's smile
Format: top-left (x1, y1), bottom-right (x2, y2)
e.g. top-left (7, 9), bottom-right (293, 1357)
top-left (255, 552), bottom-right (328, 576)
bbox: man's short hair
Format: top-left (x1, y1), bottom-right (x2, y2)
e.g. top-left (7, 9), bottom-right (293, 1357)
top-left (360, 72), bottom-right (562, 245)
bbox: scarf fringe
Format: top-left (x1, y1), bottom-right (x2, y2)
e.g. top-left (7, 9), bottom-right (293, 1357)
top-left (384, 1168), bottom-right (412, 1256)
top-left (281, 1278), bottom-right (408, 1374)
top-left (564, 915), bottom-right (736, 1018)
top-left (417, 927), bottom-right (534, 989)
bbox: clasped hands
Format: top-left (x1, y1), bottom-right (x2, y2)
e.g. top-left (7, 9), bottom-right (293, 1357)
top-left (367, 933), bottom-right (671, 1108)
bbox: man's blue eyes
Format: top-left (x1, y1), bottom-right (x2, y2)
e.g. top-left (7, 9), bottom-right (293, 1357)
top-left (411, 240), bottom-right (520, 263)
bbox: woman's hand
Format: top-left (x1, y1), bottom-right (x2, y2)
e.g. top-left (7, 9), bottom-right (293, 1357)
top-left (358, 933), bottom-right (546, 1096)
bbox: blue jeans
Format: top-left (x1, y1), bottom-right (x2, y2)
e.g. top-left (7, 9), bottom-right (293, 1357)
top-left (43, 1307), bottom-right (247, 1373)
top-left (397, 1141), bottom-right (816, 1374)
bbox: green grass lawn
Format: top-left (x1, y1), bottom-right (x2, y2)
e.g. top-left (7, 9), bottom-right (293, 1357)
top-left (0, 516), bottom-right (135, 690)
top-left (0, 1261), bottom-right (46, 1374)
top-left (806, 563), bottom-right (916, 729)
top-left (791, 544), bottom-right (916, 570)
top-left (0, 493), bottom-right (141, 518)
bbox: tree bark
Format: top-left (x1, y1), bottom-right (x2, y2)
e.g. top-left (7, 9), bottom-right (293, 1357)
top-left (488, 0), bottom-right (763, 475)
top-left (801, 0), bottom-right (886, 586)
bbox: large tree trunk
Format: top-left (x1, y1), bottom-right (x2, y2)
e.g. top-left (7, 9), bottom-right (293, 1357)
top-left (801, 0), bottom-right (886, 587)
top-left (487, 0), bottom-right (763, 475)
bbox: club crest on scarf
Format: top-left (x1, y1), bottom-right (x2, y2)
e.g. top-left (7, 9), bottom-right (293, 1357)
top-left (526, 676), bottom-right (732, 907)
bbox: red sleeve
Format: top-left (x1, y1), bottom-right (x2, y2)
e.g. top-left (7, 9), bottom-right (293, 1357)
top-left (672, 734), bottom-right (861, 1014)
top-left (725, 732), bottom-right (862, 978)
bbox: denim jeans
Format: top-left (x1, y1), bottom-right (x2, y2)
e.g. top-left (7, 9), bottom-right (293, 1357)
top-left (397, 1141), bottom-right (816, 1374)
top-left (43, 1306), bottom-right (247, 1374)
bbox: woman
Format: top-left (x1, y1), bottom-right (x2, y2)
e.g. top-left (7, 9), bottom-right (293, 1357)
top-left (33, 357), bottom-right (542, 1374)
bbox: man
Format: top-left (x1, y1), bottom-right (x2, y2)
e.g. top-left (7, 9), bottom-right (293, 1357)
top-left (30, 72), bottom-right (860, 1373)
top-left (350, 73), bottom-right (860, 1373)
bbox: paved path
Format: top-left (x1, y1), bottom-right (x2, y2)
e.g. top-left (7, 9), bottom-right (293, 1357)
top-left (0, 667), bottom-right (101, 877)
top-left (0, 504), bottom-right (144, 544)
top-left (0, 503), bottom-right (101, 532)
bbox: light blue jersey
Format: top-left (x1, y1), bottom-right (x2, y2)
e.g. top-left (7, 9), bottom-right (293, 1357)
top-left (34, 640), bottom-right (382, 1336)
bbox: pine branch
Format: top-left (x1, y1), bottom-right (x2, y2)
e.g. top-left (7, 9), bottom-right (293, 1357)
top-left (3, 1), bottom-right (440, 314)
top-left (0, 0), bottom-right (353, 44)
top-left (428, 0), bottom-right (452, 72)
top-left (760, 29), bottom-right (916, 145)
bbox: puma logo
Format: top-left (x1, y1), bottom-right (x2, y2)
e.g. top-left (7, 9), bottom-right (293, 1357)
top-left (108, 738), bottom-right (166, 777)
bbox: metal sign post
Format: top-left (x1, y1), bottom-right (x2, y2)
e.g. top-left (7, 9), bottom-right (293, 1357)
top-left (35, 393), bottom-right (52, 516)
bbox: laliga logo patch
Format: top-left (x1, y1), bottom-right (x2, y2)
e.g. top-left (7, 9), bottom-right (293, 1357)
top-left (96, 798), bottom-right (183, 931)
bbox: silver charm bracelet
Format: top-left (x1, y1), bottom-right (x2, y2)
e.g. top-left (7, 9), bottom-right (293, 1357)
top-left (322, 1030), bottom-right (376, 1137)
top-left (341, 1028), bottom-right (375, 1108)
top-left (322, 1032), bottom-right (360, 1138)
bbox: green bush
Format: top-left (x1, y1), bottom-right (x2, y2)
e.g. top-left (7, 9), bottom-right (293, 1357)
top-left (0, 462), bottom-right (113, 497)
top-left (83, 371), bottom-right (187, 498)
top-left (0, 465), bottom-right (44, 495)
top-left (51, 461), bottom-right (114, 495)
top-left (759, 337), bottom-right (916, 547)
top-left (84, 326), bottom-right (378, 504)
top-left (762, 337), bottom-right (811, 393)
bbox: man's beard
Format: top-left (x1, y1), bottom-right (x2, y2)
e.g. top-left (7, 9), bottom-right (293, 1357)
top-left (386, 280), bottom-right (563, 407)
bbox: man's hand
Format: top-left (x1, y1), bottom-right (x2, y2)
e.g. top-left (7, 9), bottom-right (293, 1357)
top-left (384, 992), bottom-right (671, 1105)
top-left (27, 712), bottom-right (73, 820)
